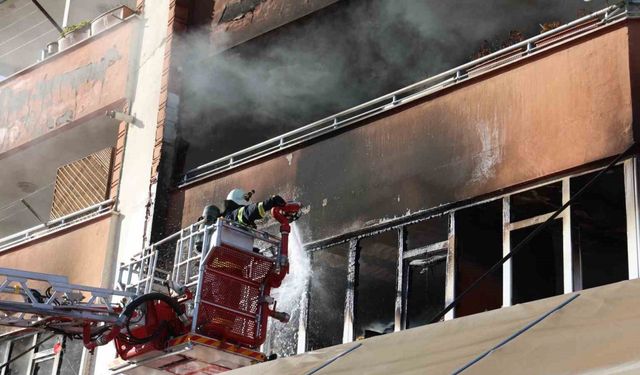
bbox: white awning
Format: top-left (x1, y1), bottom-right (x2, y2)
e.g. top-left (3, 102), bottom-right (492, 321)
top-left (229, 278), bottom-right (640, 374)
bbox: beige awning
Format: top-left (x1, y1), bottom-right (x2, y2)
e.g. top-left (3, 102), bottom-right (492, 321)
top-left (229, 278), bottom-right (640, 374)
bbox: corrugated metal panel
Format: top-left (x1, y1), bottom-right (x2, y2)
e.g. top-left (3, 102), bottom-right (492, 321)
top-left (50, 148), bottom-right (113, 220)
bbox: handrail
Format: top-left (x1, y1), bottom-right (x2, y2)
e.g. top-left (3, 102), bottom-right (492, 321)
top-left (180, 4), bottom-right (625, 187)
top-left (0, 199), bottom-right (114, 252)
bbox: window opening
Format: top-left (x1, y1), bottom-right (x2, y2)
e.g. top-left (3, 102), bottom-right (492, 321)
top-left (58, 338), bottom-right (83, 375)
top-left (354, 231), bottom-right (398, 339)
top-left (571, 165), bottom-right (628, 289)
top-left (406, 216), bottom-right (448, 250)
top-left (7, 335), bottom-right (33, 375)
top-left (455, 200), bottom-right (502, 317)
top-left (510, 181), bottom-right (562, 222)
top-left (511, 221), bottom-right (564, 304)
top-left (403, 253), bottom-right (447, 329)
top-left (32, 359), bottom-right (54, 375)
top-left (307, 244), bottom-right (349, 351)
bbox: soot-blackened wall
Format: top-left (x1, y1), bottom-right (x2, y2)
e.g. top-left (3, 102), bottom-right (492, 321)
top-left (173, 21), bottom-right (636, 245)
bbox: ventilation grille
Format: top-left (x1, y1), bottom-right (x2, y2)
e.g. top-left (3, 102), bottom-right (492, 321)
top-left (50, 148), bottom-right (113, 220)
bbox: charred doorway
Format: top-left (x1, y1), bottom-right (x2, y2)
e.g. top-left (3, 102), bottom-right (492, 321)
top-left (455, 200), bottom-right (503, 317)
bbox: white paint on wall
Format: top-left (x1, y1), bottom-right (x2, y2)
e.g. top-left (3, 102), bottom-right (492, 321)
top-left (471, 121), bottom-right (502, 183)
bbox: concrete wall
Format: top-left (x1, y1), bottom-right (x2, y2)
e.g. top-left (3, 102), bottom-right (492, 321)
top-left (174, 21), bottom-right (635, 245)
top-left (0, 20), bottom-right (137, 156)
top-left (0, 214), bottom-right (119, 288)
top-left (115, 0), bottom-right (172, 256)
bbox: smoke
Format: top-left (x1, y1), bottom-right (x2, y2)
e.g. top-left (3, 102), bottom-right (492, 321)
top-left (265, 222), bottom-right (311, 356)
top-left (173, 0), bottom-right (610, 170)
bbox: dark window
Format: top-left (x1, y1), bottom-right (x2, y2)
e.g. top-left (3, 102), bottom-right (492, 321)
top-left (510, 181), bottom-right (562, 222)
top-left (307, 244), bottom-right (349, 351)
top-left (60, 338), bottom-right (84, 375)
top-left (455, 200), bottom-right (503, 317)
top-left (33, 359), bottom-right (55, 375)
top-left (571, 165), bottom-right (628, 289)
top-left (7, 336), bottom-right (33, 375)
top-left (35, 334), bottom-right (56, 352)
top-left (404, 254), bottom-right (447, 328)
top-left (512, 221), bottom-right (564, 304)
top-left (354, 231), bottom-right (398, 339)
top-left (406, 216), bottom-right (448, 250)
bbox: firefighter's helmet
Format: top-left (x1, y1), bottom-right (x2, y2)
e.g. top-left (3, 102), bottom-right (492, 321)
top-left (226, 188), bottom-right (254, 206)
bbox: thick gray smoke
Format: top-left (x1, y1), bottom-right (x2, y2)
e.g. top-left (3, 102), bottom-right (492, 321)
top-left (174, 0), bottom-right (610, 171)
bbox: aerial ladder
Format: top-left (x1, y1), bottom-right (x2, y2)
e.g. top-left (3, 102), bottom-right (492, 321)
top-left (0, 202), bottom-right (302, 374)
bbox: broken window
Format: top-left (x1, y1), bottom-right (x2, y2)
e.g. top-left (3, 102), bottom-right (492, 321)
top-left (306, 244), bottom-right (349, 351)
top-left (403, 252), bottom-right (447, 328)
top-left (455, 200), bottom-right (502, 317)
top-left (401, 216), bottom-right (449, 328)
top-left (354, 231), bottom-right (398, 339)
top-left (406, 216), bottom-right (448, 250)
top-left (8, 335), bottom-right (33, 375)
top-left (511, 221), bottom-right (564, 304)
top-left (571, 165), bottom-right (628, 289)
top-left (510, 181), bottom-right (562, 222)
top-left (59, 338), bottom-right (84, 375)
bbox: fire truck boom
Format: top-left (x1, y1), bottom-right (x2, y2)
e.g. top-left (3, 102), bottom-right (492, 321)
top-left (0, 202), bottom-right (303, 374)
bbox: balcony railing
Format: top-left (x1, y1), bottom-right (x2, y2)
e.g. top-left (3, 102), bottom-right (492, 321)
top-left (180, 3), bottom-right (627, 187)
top-left (0, 199), bottom-right (114, 252)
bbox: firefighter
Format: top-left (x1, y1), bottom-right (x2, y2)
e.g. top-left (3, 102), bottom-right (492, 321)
top-left (223, 188), bottom-right (287, 228)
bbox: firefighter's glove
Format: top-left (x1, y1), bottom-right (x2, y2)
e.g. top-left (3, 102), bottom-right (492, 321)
top-left (265, 195), bottom-right (286, 210)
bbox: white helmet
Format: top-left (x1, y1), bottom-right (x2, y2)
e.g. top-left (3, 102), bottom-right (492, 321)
top-left (226, 188), bottom-right (252, 206)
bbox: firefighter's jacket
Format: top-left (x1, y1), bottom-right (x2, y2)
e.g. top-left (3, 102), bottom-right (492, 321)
top-left (223, 200), bottom-right (270, 228)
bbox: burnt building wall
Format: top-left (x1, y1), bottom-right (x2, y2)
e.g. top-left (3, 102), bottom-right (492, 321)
top-left (174, 20), bottom-right (636, 245)
top-left (175, 0), bottom-right (610, 173)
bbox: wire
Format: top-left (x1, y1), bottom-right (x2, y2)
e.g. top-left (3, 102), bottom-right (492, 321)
top-left (428, 143), bottom-right (637, 324)
top-left (0, 18), bottom-right (48, 48)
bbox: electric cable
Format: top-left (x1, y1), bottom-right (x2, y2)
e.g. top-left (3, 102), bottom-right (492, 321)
top-left (428, 143), bottom-right (637, 324)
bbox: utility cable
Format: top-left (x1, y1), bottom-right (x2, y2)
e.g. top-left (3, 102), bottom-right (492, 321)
top-left (0, 334), bottom-right (56, 370)
top-left (429, 143), bottom-right (637, 324)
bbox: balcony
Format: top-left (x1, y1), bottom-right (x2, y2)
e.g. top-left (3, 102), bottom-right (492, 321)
top-left (0, 0), bottom-right (137, 78)
top-left (0, 212), bottom-right (119, 288)
top-left (0, 5), bottom-right (138, 245)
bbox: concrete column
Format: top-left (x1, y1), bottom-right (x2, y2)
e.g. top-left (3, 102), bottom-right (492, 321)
top-left (93, 1), bottom-right (172, 373)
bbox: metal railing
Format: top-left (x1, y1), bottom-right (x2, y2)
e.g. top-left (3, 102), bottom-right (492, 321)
top-left (172, 221), bottom-right (213, 290)
top-left (180, 3), bottom-right (626, 187)
top-left (118, 219), bottom-right (282, 295)
top-left (0, 199), bottom-right (114, 252)
top-left (117, 220), bottom-right (206, 295)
